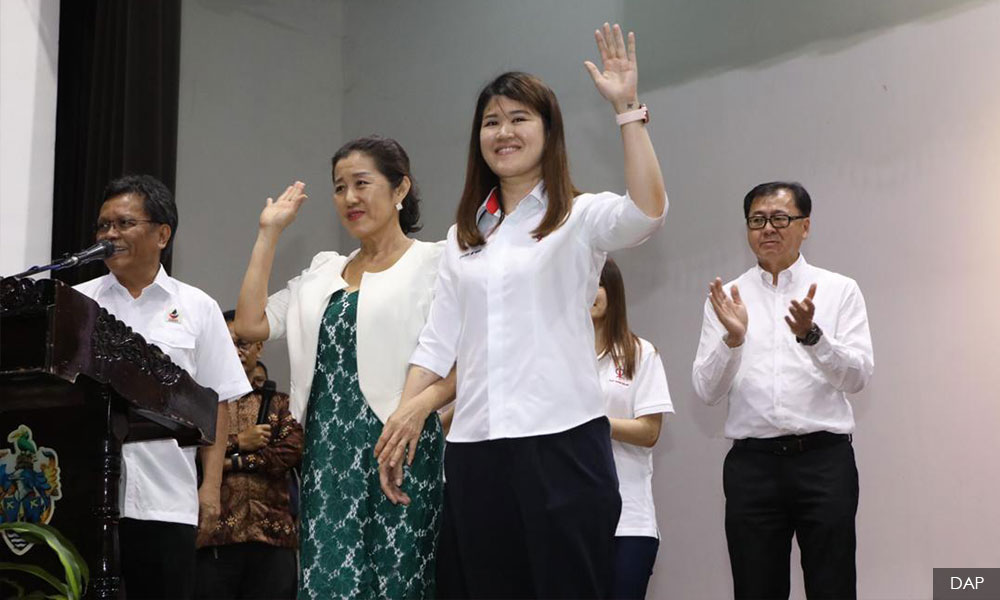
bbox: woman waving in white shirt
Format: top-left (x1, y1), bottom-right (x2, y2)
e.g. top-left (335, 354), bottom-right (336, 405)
top-left (375, 23), bottom-right (668, 598)
top-left (592, 257), bottom-right (673, 600)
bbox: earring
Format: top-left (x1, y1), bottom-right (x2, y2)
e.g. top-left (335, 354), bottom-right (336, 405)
top-left (395, 202), bottom-right (403, 211)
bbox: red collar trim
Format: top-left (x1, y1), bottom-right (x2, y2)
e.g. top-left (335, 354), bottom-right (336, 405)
top-left (485, 189), bottom-right (501, 217)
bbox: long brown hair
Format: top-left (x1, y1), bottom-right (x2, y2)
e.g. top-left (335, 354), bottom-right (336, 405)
top-left (597, 258), bottom-right (641, 379)
top-left (455, 72), bottom-right (578, 250)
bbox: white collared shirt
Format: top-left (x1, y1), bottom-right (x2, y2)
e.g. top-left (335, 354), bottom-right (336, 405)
top-left (75, 266), bottom-right (251, 525)
top-left (692, 255), bottom-right (874, 439)
top-left (410, 183), bottom-right (666, 442)
top-left (600, 338), bottom-right (674, 538)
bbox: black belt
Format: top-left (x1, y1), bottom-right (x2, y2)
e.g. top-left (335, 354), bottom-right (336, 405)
top-left (732, 431), bottom-right (851, 455)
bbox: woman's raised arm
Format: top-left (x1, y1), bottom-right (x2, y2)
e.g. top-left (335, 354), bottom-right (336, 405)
top-left (234, 181), bottom-right (308, 342)
top-left (584, 23), bottom-right (666, 219)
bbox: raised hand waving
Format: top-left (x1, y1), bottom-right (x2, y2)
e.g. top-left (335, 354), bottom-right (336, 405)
top-left (259, 181), bottom-right (308, 234)
top-left (584, 23), bottom-right (639, 112)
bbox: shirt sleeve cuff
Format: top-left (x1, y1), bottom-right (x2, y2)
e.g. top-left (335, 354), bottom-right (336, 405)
top-left (409, 347), bottom-right (454, 380)
top-left (264, 307), bottom-right (282, 342)
top-left (217, 382), bottom-right (253, 404)
top-left (620, 191), bottom-right (668, 231)
top-left (803, 331), bottom-right (834, 362)
top-left (716, 335), bottom-right (744, 357)
top-left (635, 404), bottom-right (674, 418)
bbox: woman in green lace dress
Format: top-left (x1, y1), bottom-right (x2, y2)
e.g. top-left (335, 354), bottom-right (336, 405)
top-left (235, 136), bottom-right (452, 599)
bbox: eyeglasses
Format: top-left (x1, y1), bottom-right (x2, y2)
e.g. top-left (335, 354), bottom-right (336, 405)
top-left (94, 218), bottom-right (160, 234)
top-left (234, 339), bottom-right (256, 352)
top-left (746, 214), bottom-right (807, 230)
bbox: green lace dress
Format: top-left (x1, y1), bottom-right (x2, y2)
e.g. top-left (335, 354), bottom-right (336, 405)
top-left (299, 290), bottom-right (444, 599)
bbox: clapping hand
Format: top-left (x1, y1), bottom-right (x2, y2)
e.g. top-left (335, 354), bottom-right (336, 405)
top-left (785, 284), bottom-right (817, 338)
top-left (708, 278), bottom-right (748, 347)
top-left (584, 23), bottom-right (639, 113)
top-left (259, 181), bottom-right (307, 234)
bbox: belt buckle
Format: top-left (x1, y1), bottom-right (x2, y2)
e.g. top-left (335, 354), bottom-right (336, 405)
top-left (776, 437), bottom-right (805, 455)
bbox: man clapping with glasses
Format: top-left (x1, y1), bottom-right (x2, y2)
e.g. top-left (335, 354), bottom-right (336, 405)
top-left (692, 181), bottom-right (874, 600)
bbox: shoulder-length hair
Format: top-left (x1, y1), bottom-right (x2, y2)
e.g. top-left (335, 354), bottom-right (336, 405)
top-left (455, 72), bottom-right (578, 250)
top-left (598, 257), bottom-right (642, 379)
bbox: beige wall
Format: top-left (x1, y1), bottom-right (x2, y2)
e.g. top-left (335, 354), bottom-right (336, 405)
top-left (628, 4), bottom-right (1000, 597)
top-left (175, 0), bottom-right (345, 387)
top-left (175, 1), bottom-right (1000, 597)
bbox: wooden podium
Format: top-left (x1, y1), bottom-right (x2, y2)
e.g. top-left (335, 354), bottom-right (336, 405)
top-left (0, 277), bottom-right (218, 599)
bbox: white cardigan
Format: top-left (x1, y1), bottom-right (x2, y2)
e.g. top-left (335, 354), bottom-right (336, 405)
top-left (265, 240), bottom-right (444, 424)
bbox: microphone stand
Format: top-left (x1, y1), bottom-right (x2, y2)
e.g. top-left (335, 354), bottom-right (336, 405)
top-left (10, 243), bottom-right (114, 278)
top-left (11, 260), bottom-right (77, 279)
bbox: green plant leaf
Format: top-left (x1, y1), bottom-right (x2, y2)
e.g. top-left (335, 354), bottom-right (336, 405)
top-left (28, 525), bottom-right (87, 596)
top-left (0, 563), bottom-right (68, 596)
top-left (0, 523), bottom-right (87, 600)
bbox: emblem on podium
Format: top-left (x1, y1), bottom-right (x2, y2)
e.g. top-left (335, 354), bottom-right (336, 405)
top-left (0, 425), bottom-right (62, 555)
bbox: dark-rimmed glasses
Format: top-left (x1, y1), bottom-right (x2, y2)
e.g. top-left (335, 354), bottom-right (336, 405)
top-left (746, 214), bottom-right (807, 230)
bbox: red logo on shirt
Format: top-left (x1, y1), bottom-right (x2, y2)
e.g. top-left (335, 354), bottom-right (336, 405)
top-left (167, 309), bottom-right (180, 322)
top-left (609, 366), bottom-right (630, 386)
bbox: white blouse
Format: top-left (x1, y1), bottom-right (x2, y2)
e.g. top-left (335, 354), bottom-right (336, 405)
top-left (410, 183), bottom-right (666, 442)
top-left (600, 338), bottom-right (674, 538)
top-left (265, 240), bottom-right (443, 424)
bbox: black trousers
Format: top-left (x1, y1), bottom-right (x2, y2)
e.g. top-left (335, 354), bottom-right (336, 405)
top-left (612, 536), bottom-right (659, 600)
top-left (194, 542), bottom-right (297, 600)
top-left (437, 417), bottom-right (622, 599)
top-left (119, 518), bottom-right (197, 600)
top-left (724, 434), bottom-right (859, 600)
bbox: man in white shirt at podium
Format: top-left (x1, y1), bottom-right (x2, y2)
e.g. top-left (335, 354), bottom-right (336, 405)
top-left (75, 174), bottom-right (250, 600)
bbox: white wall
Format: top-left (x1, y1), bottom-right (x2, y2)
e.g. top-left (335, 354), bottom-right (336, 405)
top-left (0, 0), bottom-right (59, 276)
top-left (174, 0), bottom-right (345, 387)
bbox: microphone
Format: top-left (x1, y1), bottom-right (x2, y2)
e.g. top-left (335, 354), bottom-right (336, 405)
top-left (58, 240), bottom-right (116, 268)
top-left (256, 380), bottom-right (277, 424)
top-left (10, 240), bottom-right (116, 278)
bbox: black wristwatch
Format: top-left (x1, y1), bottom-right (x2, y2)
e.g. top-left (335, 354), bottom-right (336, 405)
top-left (796, 323), bottom-right (823, 346)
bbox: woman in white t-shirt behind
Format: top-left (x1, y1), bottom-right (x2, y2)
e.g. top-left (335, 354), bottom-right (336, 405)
top-left (592, 257), bottom-right (674, 599)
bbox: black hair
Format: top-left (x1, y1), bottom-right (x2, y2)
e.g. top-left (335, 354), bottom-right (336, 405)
top-left (222, 309), bottom-right (236, 323)
top-left (102, 174), bottom-right (178, 256)
top-left (743, 181), bottom-right (812, 218)
top-left (331, 135), bottom-right (422, 234)
top-left (255, 360), bottom-right (268, 379)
